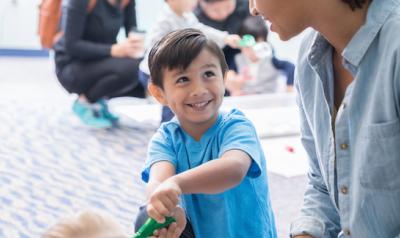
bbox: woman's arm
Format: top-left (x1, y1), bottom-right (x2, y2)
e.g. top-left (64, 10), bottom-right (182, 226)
top-left (123, 0), bottom-right (136, 37)
top-left (64, 0), bottom-right (112, 59)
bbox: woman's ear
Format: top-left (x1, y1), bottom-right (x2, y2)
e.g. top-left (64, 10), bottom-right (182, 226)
top-left (148, 83), bottom-right (168, 106)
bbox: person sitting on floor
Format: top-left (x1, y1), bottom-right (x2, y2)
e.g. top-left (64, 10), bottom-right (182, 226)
top-left (226, 16), bottom-right (295, 96)
top-left (53, 0), bottom-right (144, 128)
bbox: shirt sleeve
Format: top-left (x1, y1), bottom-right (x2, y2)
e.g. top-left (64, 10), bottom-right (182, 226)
top-left (290, 55), bottom-right (341, 237)
top-left (141, 130), bottom-right (177, 183)
top-left (123, 0), bottom-right (137, 37)
top-left (218, 111), bottom-right (263, 178)
top-left (63, 0), bottom-right (112, 60)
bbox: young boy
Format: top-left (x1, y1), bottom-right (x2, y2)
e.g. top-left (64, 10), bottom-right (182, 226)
top-left (42, 210), bottom-right (129, 238)
top-left (138, 0), bottom-right (240, 123)
top-left (136, 28), bottom-right (277, 238)
top-left (226, 16), bottom-right (295, 95)
top-left (250, 0), bottom-right (400, 237)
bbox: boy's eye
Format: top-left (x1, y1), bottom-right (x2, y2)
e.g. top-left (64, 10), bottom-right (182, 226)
top-left (176, 77), bottom-right (189, 84)
top-left (204, 71), bottom-right (216, 78)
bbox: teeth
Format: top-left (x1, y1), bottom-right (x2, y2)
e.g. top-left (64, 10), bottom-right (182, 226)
top-left (193, 102), bottom-right (207, 107)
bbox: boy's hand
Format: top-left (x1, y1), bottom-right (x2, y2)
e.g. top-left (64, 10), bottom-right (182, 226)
top-left (150, 206), bottom-right (187, 238)
top-left (147, 178), bottom-right (182, 223)
top-left (224, 34), bottom-right (241, 48)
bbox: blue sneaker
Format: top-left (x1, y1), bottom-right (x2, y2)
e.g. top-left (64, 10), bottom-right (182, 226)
top-left (72, 100), bottom-right (112, 128)
top-left (97, 99), bottom-right (120, 122)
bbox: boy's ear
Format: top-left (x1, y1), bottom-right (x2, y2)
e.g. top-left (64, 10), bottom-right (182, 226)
top-left (148, 83), bottom-right (168, 106)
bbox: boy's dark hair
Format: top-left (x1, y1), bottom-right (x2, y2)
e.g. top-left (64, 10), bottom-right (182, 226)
top-left (238, 16), bottom-right (268, 41)
top-left (148, 28), bottom-right (228, 89)
top-left (342, 0), bottom-right (371, 10)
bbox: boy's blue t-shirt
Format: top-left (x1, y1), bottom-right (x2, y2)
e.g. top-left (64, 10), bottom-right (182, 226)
top-left (141, 109), bottom-right (277, 238)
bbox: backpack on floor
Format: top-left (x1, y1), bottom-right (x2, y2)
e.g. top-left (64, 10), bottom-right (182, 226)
top-left (38, 0), bottom-right (130, 49)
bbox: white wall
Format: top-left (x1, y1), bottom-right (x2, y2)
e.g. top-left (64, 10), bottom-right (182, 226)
top-left (0, 0), bottom-right (166, 49)
top-left (0, 0), bottom-right (42, 49)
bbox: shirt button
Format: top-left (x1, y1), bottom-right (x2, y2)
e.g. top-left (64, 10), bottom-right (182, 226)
top-left (340, 143), bottom-right (348, 150)
top-left (342, 102), bottom-right (346, 109)
top-left (341, 186), bottom-right (348, 194)
top-left (343, 228), bottom-right (351, 236)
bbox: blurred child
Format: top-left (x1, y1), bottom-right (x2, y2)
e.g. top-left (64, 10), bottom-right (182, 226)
top-left (42, 210), bottom-right (128, 238)
top-left (138, 0), bottom-right (240, 123)
top-left (226, 16), bottom-right (295, 96)
top-left (135, 28), bottom-right (277, 238)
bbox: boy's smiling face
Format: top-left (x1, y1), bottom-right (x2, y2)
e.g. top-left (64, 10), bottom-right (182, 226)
top-left (150, 48), bottom-right (225, 133)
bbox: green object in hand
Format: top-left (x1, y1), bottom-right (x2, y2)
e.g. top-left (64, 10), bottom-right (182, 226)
top-left (239, 34), bottom-right (256, 47)
top-left (133, 217), bottom-right (176, 238)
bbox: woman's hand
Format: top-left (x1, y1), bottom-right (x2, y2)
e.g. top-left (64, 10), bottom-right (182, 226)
top-left (111, 34), bottom-right (144, 58)
top-left (150, 206), bottom-right (187, 238)
top-left (147, 177), bottom-right (182, 223)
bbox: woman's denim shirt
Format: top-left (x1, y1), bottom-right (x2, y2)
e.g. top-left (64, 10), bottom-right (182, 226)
top-left (290, 0), bottom-right (400, 237)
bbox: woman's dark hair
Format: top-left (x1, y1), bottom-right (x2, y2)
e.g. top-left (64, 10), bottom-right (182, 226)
top-left (342, 0), bottom-right (371, 11)
top-left (148, 28), bottom-right (228, 89)
top-left (238, 16), bottom-right (268, 41)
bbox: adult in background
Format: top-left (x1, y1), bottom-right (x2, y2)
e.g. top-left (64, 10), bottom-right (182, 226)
top-left (250, 0), bottom-right (400, 237)
top-left (54, 0), bottom-right (144, 128)
top-left (194, 0), bottom-right (250, 71)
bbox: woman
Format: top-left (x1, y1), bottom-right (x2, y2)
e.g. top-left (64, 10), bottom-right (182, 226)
top-left (53, 0), bottom-right (144, 128)
top-left (250, 0), bottom-right (400, 237)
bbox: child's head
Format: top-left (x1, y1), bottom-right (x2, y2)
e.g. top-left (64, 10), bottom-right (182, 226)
top-left (199, 0), bottom-right (236, 21)
top-left (238, 16), bottom-right (268, 43)
top-left (148, 28), bottom-right (228, 129)
top-left (165, 0), bottom-right (198, 15)
top-left (238, 16), bottom-right (270, 62)
top-left (42, 210), bottom-right (128, 238)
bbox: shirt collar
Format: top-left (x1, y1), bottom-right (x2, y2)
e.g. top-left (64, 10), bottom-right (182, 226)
top-left (307, 0), bottom-right (400, 69)
top-left (343, 0), bottom-right (400, 67)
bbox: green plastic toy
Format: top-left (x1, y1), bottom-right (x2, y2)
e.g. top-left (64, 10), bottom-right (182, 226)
top-left (238, 34), bottom-right (256, 47)
top-left (133, 217), bottom-right (176, 238)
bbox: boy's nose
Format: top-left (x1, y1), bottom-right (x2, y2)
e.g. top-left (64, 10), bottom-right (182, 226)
top-left (191, 81), bottom-right (208, 97)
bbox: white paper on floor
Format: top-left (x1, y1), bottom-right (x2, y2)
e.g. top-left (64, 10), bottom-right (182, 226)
top-left (261, 136), bottom-right (308, 177)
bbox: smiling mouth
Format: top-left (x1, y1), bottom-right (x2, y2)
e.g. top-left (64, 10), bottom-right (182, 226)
top-left (187, 100), bottom-right (212, 110)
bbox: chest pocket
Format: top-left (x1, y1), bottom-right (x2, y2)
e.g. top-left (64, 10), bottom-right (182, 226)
top-left (358, 119), bottom-right (400, 190)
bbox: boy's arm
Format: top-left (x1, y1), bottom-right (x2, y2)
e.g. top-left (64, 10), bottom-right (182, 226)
top-left (147, 149), bottom-right (251, 223)
top-left (146, 161), bottom-right (176, 198)
top-left (171, 149), bottom-right (252, 194)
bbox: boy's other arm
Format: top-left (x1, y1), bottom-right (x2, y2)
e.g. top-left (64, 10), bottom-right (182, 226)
top-left (171, 149), bottom-right (252, 194)
top-left (146, 161), bottom-right (176, 198)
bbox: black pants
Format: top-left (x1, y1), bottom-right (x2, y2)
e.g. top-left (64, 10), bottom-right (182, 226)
top-left (134, 206), bottom-right (195, 238)
top-left (56, 57), bottom-right (143, 103)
